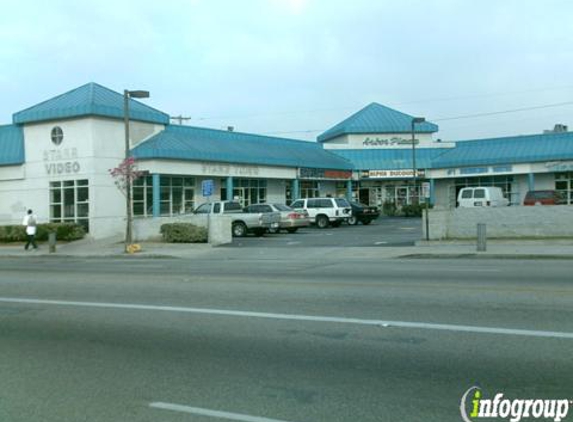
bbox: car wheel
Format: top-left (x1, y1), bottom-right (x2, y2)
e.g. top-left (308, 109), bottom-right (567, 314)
top-left (316, 215), bottom-right (329, 229)
top-left (347, 216), bottom-right (358, 225)
top-left (232, 222), bottom-right (248, 237)
top-left (361, 219), bottom-right (372, 225)
top-left (286, 228), bottom-right (298, 233)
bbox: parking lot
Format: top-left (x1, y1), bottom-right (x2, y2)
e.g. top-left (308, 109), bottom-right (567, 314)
top-left (228, 217), bottom-right (423, 248)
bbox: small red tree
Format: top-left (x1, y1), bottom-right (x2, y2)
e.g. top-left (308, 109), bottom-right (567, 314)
top-left (109, 157), bottom-right (144, 250)
top-left (108, 157), bottom-right (144, 196)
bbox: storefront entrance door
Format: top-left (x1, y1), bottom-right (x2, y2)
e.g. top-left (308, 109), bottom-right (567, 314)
top-left (359, 188), bottom-right (370, 205)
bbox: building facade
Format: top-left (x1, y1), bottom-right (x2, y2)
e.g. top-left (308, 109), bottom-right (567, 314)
top-left (1, 82), bottom-right (572, 239)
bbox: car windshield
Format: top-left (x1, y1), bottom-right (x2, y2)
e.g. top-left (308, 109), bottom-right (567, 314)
top-left (335, 198), bottom-right (350, 207)
top-left (273, 204), bottom-right (291, 211)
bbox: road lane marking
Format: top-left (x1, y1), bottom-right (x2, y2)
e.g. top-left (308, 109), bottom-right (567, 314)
top-left (1, 297), bottom-right (572, 339)
top-left (149, 402), bottom-right (298, 422)
top-left (374, 241), bottom-right (388, 245)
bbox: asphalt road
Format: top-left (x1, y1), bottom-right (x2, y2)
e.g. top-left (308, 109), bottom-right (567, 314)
top-left (0, 255), bottom-right (572, 422)
top-left (229, 217), bottom-right (423, 247)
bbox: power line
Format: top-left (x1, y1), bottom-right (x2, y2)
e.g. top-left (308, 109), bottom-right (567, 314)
top-left (186, 84), bottom-right (573, 123)
top-left (432, 101), bottom-right (573, 122)
top-left (392, 85), bottom-right (573, 106)
top-left (260, 100), bottom-right (573, 136)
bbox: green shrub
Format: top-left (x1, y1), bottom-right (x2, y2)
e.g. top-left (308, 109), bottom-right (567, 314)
top-left (0, 223), bottom-right (85, 242)
top-left (382, 201), bottom-right (397, 216)
top-left (160, 223), bottom-right (208, 243)
top-left (400, 203), bottom-right (433, 217)
top-left (37, 223), bottom-right (86, 241)
top-left (401, 204), bottom-right (422, 217)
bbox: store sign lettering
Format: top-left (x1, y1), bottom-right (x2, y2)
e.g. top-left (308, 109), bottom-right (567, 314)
top-left (43, 148), bottom-right (81, 175)
top-left (367, 169), bottom-right (425, 178)
top-left (202, 162), bottom-right (260, 176)
top-left (299, 168), bottom-right (352, 179)
top-left (45, 162), bottom-right (81, 175)
top-left (363, 137), bottom-right (418, 147)
top-left (545, 161), bottom-right (573, 172)
top-left (446, 164), bottom-right (514, 176)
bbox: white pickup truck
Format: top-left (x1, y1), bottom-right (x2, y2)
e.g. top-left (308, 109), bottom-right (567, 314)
top-left (193, 201), bottom-right (281, 237)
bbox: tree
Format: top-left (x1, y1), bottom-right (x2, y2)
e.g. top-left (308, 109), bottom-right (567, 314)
top-left (109, 157), bottom-right (145, 249)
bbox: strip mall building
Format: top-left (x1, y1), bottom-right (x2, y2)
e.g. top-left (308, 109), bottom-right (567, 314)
top-left (1, 83), bottom-right (572, 238)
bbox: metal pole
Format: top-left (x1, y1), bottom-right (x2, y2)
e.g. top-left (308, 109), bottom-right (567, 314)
top-left (124, 90), bottom-right (132, 249)
top-left (411, 119), bottom-right (417, 205)
top-left (425, 199), bottom-right (429, 241)
top-left (48, 232), bottom-right (56, 253)
top-left (477, 223), bottom-right (487, 251)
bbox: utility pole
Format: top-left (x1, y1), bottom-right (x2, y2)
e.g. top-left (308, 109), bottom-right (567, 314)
top-left (170, 115), bottom-right (192, 125)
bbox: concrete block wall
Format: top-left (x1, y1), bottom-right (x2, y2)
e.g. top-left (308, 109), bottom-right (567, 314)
top-left (425, 206), bottom-right (573, 239)
top-left (133, 214), bottom-right (232, 245)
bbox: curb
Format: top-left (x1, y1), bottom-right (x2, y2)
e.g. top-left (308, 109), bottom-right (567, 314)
top-left (397, 253), bottom-right (573, 260)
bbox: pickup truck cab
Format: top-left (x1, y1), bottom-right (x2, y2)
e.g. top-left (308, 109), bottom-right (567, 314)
top-left (193, 201), bottom-right (280, 237)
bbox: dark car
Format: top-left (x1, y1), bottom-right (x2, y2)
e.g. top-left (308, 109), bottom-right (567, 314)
top-left (348, 201), bottom-right (380, 225)
top-left (523, 190), bottom-right (566, 206)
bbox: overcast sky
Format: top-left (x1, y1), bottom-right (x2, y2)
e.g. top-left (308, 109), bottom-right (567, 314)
top-left (1, 0), bottom-right (573, 141)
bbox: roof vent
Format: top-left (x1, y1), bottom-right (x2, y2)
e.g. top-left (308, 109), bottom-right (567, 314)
top-left (544, 124), bottom-right (568, 134)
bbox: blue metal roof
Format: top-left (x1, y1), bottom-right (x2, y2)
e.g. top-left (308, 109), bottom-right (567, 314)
top-left (0, 124), bottom-right (25, 166)
top-left (13, 83), bottom-right (170, 125)
top-left (433, 132), bottom-right (573, 168)
top-left (317, 102), bottom-right (439, 142)
top-left (331, 148), bottom-right (447, 170)
top-left (132, 125), bottom-right (354, 170)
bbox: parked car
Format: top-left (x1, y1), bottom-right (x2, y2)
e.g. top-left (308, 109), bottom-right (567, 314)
top-left (457, 187), bottom-right (509, 207)
top-left (523, 190), bottom-right (566, 206)
top-left (290, 197), bottom-right (352, 228)
top-left (244, 203), bottom-right (310, 233)
top-left (347, 201), bottom-right (380, 225)
top-left (193, 201), bottom-right (280, 237)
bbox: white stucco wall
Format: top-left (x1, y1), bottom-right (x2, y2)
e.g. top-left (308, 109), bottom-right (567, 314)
top-left (0, 119), bottom-right (95, 227)
top-left (0, 117), bottom-right (164, 238)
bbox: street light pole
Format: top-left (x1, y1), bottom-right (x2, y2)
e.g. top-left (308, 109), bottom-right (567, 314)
top-left (123, 89), bottom-right (150, 250)
top-left (411, 117), bottom-right (425, 205)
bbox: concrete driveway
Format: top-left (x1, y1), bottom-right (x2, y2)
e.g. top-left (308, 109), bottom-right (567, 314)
top-left (228, 216), bottom-right (423, 248)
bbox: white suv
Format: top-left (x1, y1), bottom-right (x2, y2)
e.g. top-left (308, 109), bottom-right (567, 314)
top-left (290, 197), bottom-right (352, 228)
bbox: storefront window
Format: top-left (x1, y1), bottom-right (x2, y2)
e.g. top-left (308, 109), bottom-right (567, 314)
top-left (335, 181), bottom-right (358, 200)
top-left (49, 179), bottom-right (89, 232)
top-left (300, 181), bottom-right (319, 199)
top-left (555, 172), bottom-right (573, 204)
top-left (133, 176), bottom-right (195, 217)
top-left (221, 178), bottom-right (267, 207)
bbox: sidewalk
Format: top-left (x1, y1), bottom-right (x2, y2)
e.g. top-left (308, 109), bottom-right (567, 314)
top-left (409, 239), bottom-right (573, 259)
top-left (0, 236), bottom-right (213, 260)
top-left (2, 236), bottom-right (573, 260)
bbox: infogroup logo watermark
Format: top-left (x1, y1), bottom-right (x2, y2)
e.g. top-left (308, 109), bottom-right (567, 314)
top-left (460, 386), bottom-right (572, 422)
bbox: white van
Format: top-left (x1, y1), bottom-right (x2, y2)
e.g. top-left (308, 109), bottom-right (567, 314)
top-left (457, 187), bottom-right (510, 207)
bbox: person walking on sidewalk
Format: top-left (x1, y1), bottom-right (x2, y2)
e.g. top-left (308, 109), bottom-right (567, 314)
top-left (22, 209), bottom-right (38, 250)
